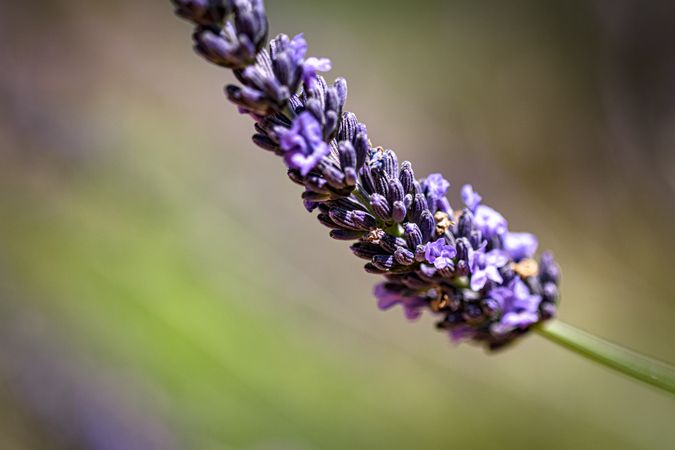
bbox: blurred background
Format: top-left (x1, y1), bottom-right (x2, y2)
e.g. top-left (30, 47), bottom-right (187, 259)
top-left (1, 0), bottom-right (675, 448)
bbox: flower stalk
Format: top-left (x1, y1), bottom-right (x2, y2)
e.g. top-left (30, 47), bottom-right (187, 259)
top-left (535, 320), bottom-right (675, 395)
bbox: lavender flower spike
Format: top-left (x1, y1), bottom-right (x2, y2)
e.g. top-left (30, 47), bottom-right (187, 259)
top-left (171, 0), bottom-right (562, 350)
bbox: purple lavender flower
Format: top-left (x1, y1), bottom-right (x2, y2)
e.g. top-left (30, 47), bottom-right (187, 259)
top-left (462, 184), bottom-right (507, 238)
top-left (461, 184), bottom-right (482, 211)
top-left (421, 173), bottom-right (452, 214)
top-left (424, 238), bottom-right (456, 270)
top-left (172, 0), bottom-right (561, 350)
top-left (469, 247), bottom-right (508, 291)
top-left (276, 112), bottom-right (330, 175)
top-left (303, 57), bottom-right (332, 89)
top-left (489, 279), bottom-right (542, 335)
top-left (374, 283), bottom-right (426, 321)
top-left (473, 205), bottom-right (508, 239)
top-left (502, 232), bottom-right (538, 261)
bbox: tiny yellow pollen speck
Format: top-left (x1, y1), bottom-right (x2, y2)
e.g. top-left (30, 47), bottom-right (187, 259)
top-left (511, 259), bottom-right (539, 278)
top-left (434, 211), bottom-right (454, 236)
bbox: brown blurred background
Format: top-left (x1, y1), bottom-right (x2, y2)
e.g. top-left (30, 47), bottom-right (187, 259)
top-left (1, 1), bottom-right (674, 449)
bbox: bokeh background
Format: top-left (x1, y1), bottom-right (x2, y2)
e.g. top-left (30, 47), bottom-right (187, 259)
top-left (1, 1), bottom-right (675, 449)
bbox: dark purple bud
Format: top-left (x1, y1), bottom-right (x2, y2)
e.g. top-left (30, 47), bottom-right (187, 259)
top-left (305, 176), bottom-right (330, 194)
top-left (324, 110), bottom-right (339, 139)
top-left (540, 302), bottom-right (557, 320)
top-left (392, 201), bottom-right (407, 223)
top-left (418, 210), bottom-right (435, 242)
top-left (382, 149), bottom-right (399, 179)
top-left (226, 83), bottom-right (282, 115)
top-left (358, 165), bottom-right (376, 194)
top-left (256, 111), bottom-right (291, 134)
top-left (354, 131), bottom-right (369, 170)
top-left (403, 193), bottom-right (413, 208)
top-left (364, 263), bottom-right (387, 274)
top-left (469, 230), bottom-right (483, 249)
top-left (173, 0), bottom-right (229, 26)
top-left (322, 164), bottom-right (346, 189)
top-left (370, 193), bottom-right (391, 220)
top-left (305, 98), bottom-right (324, 123)
top-left (304, 74), bottom-right (328, 102)
top-left (456, 237), bottom-right (470, 261)
top-left (372, 168), bottom-right (390, 198)
top-left (411, 180), bottom-right (422, 196)
top-left (325, 87), bottom-right (340, 116)
top-left (344, 167), bottom-right (357, 186)
top-left (539, 251), bottom-right (561, 284)
top-left (335, 78), bottom-right (348, 107)
top-left (394, 248), bottom-right (415, 265)
top-left (268, 33), bottom-right (304, 91)
top-left (499, 265), bottom-right (516, 283)
top-left (351, 210), bottom-right (378, 230)
top-left (330, 229), bottom-right (365, 240)
top-left (317, 213), bottom-right (341, 229)
top-left (317, 203), bottom-right (330, 213)
top-left (457, 210), bottom-right (474, 238)
top-left (399, 161), bottom-right (415, 194)
top-left (527, 277), bottom-right (543, 296)
top-left (372, 254), bottom-right (395, 271)
top-left (351, 242), bottom-right (384, 260)
top-left (410, 194), bottom-right (429, 223)
top-left (379, 233), bottom-right (407, 253)
top-left (487, 234), bottom-right (502, 251)
top-left (337, 112), bottom-right (359, 143)
top-left (271, 51), bottom-right (296, 88)
top-left (338, 141), bottom-right (356, 169)
top-left (404, 222), bottom-right (423, 249)
top-left (542, 282), bottom-right (559, 303)
top-left (302, 190), bottom-right (330, 202)
top-left (287, 169), bottom-right (304, 185)
top-left (328, 207), bottom-right (359, 230)
top-left (330, 196), bottom-right (366, 212)
top-left (232, 0), bottom-right (268, 53)
top-left (252, 133), bottom-right (279, 152)
top-left (195, 28), bottom-right (248, 68)
top-left (288, 95), bottom-right (304, 114)
top-left (387, 179), bottom-right (405, 204)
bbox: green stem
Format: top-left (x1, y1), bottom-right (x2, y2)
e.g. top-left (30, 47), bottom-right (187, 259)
top-left (534, 320), bottom-right (675, 395)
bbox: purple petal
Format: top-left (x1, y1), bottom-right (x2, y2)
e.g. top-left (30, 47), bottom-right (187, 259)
top-left (470, 269), bottom-right (488, 291)
top-left (486, 249), bottom-right (509, 267)
top-left (461, 184), bottom-right (482, 211)
top-left (485, 265), bottom-right (503, 284)
top-left (503, 232), bottom-right (538, 261)
top-left (474, 205), bottom-right (508, 238)
top-left (302, 57), bottom-right (332, 88)
top-left (403, 305), bottom-right (422, 321)
top-left (449, 326), bottom-right (475, 343)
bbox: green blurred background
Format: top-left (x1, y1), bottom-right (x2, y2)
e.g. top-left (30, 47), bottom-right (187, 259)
top-left (1, 1), bottom-right (674, 449)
